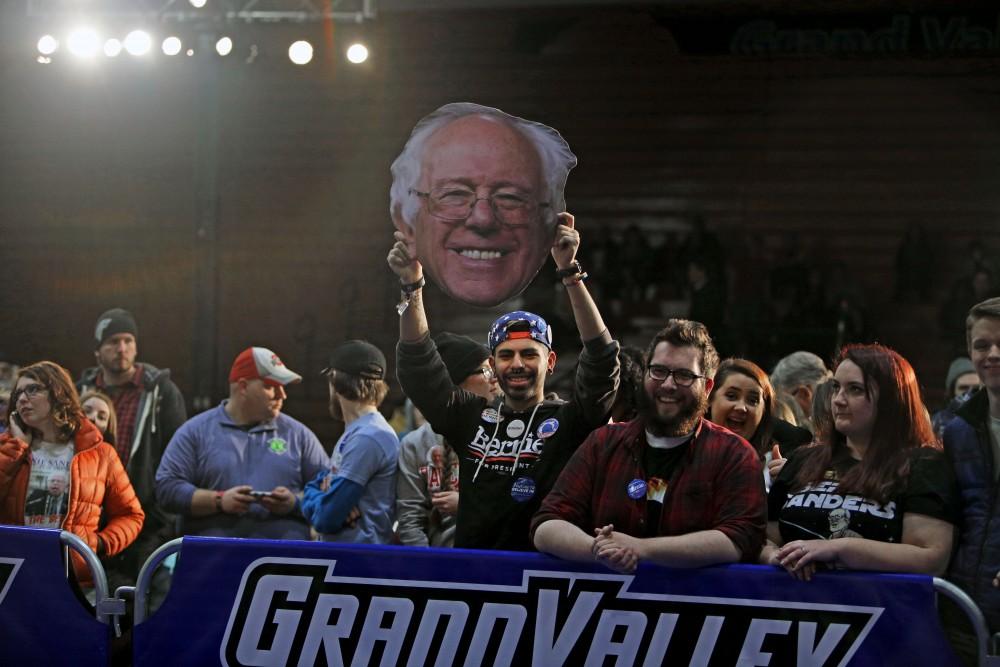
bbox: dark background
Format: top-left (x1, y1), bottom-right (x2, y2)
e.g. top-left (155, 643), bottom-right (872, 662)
top-left (2, 0), bottom-right (998, 441)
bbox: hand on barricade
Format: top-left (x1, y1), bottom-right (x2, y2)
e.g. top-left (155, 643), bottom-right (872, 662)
top-left (261, 486), bottom-right (296, 516)
top-left (592, 524), bottom-right (639, 574)
top-left (777, 539), bottom-right (837, 582)
top-left (759, 544), bottom-right (781, 567)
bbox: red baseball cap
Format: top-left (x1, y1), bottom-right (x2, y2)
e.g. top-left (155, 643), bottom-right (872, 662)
top-left (229, 347), bottom-right (302, 387)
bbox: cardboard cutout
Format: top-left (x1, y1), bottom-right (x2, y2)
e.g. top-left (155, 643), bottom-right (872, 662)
top-left (390, 103), bottom-right (577, 308)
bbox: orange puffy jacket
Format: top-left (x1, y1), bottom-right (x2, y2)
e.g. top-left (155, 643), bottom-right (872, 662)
top-left (0, 419), bottom-right (145, 584)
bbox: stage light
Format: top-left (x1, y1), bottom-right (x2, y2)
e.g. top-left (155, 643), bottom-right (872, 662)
top-left (189, 0), bottom-right (207, 7)
top-left (37, 35), bottom-right (58, 55)
top-left (346, 43), bottom-right (368, 64)
top-left (104, 38), bottom-right (123, 57)
top-left (124, 30), bottom-right (152, 56)
top-left (162, 36), bottom-right (182, 56)
top-left (215, 36), bottom-right (233, 56)
top-left (67, 28), bottom-right (100, 58)
top-left (186, 49), bottom-right (194, 56)
top-left (288, 40), bottom-right (313, 65)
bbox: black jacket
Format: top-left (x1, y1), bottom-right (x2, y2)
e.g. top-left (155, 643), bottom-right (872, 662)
top-left (78, 363), bottom-right (186, 581)
top-left (398, 332), bottom-right (619, 551)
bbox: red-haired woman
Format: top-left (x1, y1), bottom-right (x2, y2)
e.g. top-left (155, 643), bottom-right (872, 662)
top-left (0, 361), bottom-right (144, 584)
top-left (761, 344), bottom-right (959, 579)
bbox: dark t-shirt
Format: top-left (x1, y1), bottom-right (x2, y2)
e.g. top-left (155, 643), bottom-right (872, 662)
top-left (643, 442), bottom-right (689, 536)
top-left (769, 446), bottom-right (959, 544)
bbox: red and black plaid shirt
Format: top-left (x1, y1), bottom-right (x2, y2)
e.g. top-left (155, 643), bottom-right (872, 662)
top-left (97, 364), bottom-right (144, 467)
top-left (531, 416), bottom-right (766, 561)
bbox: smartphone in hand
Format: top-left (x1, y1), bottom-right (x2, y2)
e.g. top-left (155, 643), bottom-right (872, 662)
top-left (249, 491), bottom-right (274, 500)
top-left (9, 411), bottom-right (27, 431)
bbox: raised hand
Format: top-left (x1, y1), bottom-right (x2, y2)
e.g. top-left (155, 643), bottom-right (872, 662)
top-left (550, 212), bottom-right (580, 271)
top-left (387, 230), bottom-right (423, 284)
top-left (768, 444), bottom-right (786, 479)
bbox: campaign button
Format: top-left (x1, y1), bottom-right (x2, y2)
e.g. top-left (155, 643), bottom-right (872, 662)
top-left (627, 479), bottom-right (647, 500)
top-left (510, 476), bottom-right (536, 503)
top-left (506, 419), bottom-right (525, 438)
top-left (537, 418), bottom-right (559, 439)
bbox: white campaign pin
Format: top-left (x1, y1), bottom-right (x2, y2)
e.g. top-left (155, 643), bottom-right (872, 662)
top-left (506, 419), bottom-right (525, 438)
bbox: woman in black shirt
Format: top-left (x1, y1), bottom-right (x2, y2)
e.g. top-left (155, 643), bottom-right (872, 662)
top-left (761, 344), bottom-right (958, 580)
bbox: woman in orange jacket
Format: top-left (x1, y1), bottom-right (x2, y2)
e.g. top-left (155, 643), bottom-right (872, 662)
top-left (0, 361), bottom-right (144, 585)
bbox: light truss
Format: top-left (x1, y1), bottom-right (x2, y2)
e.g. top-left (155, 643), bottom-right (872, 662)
top-left (26, 0), bottom-right (377, 24)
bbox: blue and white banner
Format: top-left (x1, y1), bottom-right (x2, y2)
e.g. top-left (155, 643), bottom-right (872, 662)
top-left (134, 536), bottom-right (961, 666)
top-left (0, 526), bottom-right (109, 667)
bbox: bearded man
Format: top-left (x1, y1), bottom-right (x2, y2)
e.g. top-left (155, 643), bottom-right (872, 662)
top-left (531, 319), bottom-right (766, 573)
top-left (390, 213), bottom-right (620, 551)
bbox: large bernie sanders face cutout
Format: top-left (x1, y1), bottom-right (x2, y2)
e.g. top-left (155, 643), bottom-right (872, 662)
top-left (390, 103), bottom-right (577, 308)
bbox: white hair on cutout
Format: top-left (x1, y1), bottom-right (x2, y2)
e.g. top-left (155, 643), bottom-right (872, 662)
top-left (389, 102), bottom-right (577, 230)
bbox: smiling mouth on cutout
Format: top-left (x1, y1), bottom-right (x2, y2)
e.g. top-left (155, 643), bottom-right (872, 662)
top-left (452, 248), bottom-right (509, 260)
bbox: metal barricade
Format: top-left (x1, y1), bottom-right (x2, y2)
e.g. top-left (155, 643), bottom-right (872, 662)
top-left (133, 537), bottom-right (183, 624)
top-left (58, 530), bottom-right (126, 629)
top-left (934, 577), bottom-right (1000, 667)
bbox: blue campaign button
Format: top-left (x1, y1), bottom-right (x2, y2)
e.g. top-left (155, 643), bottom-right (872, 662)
top-left (536, 418), bottom-right (560, 439)
top-left (510, 477), bottom-right (537, 503)
top-left (627, 478), bottom-right (647, 500)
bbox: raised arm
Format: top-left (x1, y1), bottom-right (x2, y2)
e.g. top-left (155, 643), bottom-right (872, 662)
top-left (551, 213), bottom-right (607, 342)
top-left (388, 230), bottom-right (429, 344)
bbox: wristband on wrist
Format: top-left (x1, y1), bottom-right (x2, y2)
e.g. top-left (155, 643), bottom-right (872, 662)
top-left (400, 276), bottom-right (425, 293)
top-left (396, 276), bottom-right (426, 315)
top-left (215, 490), bottom-right (225, 513)
top-left (555, 261), bottom-right (584, 279)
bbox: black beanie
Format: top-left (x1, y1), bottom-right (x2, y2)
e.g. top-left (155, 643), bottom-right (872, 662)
top-left (434, 332), bottom-right (490, 385)
top-left (94, 308), bottom-right (138, 347)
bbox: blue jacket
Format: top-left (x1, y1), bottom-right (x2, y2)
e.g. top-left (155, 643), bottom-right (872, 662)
top-left (944, 388), bottom-right (1000, 631)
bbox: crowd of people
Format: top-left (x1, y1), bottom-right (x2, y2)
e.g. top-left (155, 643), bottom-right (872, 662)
top-left (0, 103), bottom-right (998, 666)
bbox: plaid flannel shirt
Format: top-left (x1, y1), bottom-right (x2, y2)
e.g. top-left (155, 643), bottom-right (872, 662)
top-left (97, 364), bottom-right (144, 466)
top-left (531, 416), bottom-right (766, 561)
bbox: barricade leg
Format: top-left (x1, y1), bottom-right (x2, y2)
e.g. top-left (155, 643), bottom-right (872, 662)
top-left (934, 577), bottom-right (1000, 667)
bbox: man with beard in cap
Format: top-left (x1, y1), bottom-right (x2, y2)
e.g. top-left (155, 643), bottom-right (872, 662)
top-left (531, 319), bottom-right (765, 572)
top-left (302, 340), bottom-right (400, 544)
top-left (396, 332), bottom-right (500, 547)
top-left (77, 308), bottom-right (186, 598)
top-left (388, 213), bottom-right (620, 552)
